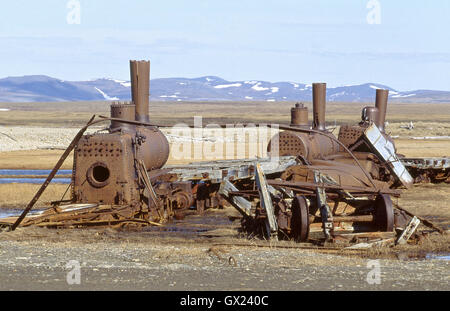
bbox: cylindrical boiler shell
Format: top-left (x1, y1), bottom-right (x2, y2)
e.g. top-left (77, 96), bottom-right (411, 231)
top-left (135, 127), bottom-right (170, 169)
top-left (267, 131), bottom-right (339, 161)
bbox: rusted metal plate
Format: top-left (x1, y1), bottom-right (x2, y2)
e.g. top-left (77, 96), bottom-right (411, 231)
top-left (363, 124), bottom-right (414, 188)
top-left (73, 133), bottom-right (138, 205)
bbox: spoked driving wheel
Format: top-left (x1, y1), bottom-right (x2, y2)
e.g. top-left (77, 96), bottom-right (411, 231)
top-left (291, 195), bottom-right (310, 242)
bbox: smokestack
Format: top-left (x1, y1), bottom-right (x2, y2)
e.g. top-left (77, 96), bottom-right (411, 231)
top-left (312, 83), bottom-right (327, 131)
top-left (375, 89), bottom-right (389, 132)
top-left (130, 60), bottom-right (150, 123)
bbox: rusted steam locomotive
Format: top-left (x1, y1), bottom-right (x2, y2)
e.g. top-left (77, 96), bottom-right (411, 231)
top-left (216, 83), bottom-right (413, 242)
top-left (6, 59), bottom-right (416, 244)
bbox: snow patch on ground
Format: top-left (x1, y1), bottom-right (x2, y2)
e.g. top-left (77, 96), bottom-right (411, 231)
top-left (252, 83), bottom-right (269, 91)
top-left (214, 83), bottom-right (242, 89)
top-left (95, 87), bottom-right (119, 100)
top-left (392, 93), bottom-right (415, 98)
top-left (330, 91), bottom-right (346, 98)
top-left (271, 87), bottom-right (279, 93)
top-left (106, 78), bottom-right (131, 88)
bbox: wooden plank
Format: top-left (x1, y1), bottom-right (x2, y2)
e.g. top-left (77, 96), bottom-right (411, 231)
top-left (218, 179), bottom-right (253, 217)
top-left (396, 216), bottom-right (420, 245)
top-left (255, 163), bottom-right (278, 240)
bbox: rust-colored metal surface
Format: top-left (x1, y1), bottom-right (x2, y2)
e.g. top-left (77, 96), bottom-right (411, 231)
top-left (130, 60), bottom-right (150, 123)
top-left (4, 59), bottom-right (441, 249)
top-left (290, 103), bottom-right (309, 128)
top-left (251, 82), bottom-right (426, 242)
top-left (375, 89), bottom-right (389, 132)
top-left (73, 133), bottom-right (138, 205)
top-left (135, 126), bottom-right (170, 170)
top-left (361, 106), bottom-right (379, 124)
top-left (337, 125), bottom-right (365, 149)
top-left (110, 102), bottom-right (136, 132)
top-left (268, 130), bottom-right (340, 161)
top-left (69, 60), bottom-right (169, 224)
top-left (312, 83), bottom-right (327, 131)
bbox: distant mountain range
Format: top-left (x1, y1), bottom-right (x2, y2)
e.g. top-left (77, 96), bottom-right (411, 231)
top-left (1, 75), bottom-right (449, 103)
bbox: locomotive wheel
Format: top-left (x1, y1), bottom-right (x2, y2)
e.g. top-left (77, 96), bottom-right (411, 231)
top-left (291, 195), bottom-right (310, 242)
top-left (375, 194), bottom-right (394, 232)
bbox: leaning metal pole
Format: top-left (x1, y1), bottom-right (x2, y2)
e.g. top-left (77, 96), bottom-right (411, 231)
top-left (10, 115), bottom-right (96, 230)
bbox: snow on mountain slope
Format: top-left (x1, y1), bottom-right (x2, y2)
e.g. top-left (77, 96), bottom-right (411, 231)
top-left (0, 75), bottom-right (449, 103)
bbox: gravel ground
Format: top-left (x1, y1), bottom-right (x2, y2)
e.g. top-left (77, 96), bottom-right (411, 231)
top-left (0, 209), bottom-right (448, 291)
top-left (0, 126), bottom-right (81, 152)
top-left (0, 126), bottom-right (257, 152)
top-left (0, 236), bottom-right (448, 291)
top-left (0, 126), bottom-right (448, 291)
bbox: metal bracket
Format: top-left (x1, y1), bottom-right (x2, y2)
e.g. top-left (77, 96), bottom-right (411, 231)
top-left (136, 160), bottom-right (165, 220)
top-left (314, 171), bottom-right (334, 241)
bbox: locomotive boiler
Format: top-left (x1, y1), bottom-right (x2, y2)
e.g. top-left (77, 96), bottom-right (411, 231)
top-left (72, 61), bottom-right (170, 206)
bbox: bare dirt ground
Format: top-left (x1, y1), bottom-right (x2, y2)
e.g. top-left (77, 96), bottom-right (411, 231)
top-left (0, 100), bottom-right (449, 291)
top-left (0, 208), bottom-right (448, 291)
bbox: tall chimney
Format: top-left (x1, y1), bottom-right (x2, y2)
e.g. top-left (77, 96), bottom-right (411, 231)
top-left (375, 89), bottom-right (389, 132)
top-left (312, 83), bottom-right (327, 131)
top-left (130, 60), bottom-right (150, 123)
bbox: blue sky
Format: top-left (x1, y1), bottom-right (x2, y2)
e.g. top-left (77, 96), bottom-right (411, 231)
top-left (0, 0), bottom-right (449, 91)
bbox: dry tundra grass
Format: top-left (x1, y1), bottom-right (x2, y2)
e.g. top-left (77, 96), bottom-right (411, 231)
top-left (1, 100), bottom-right (450, 127)
top-left (0, 183), bottom-right (69, 209)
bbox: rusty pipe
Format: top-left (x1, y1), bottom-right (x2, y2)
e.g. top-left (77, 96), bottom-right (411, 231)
top-left (375, 89), bottom-right (389, 132)
top-left (310, 215), bottom-right (374, 223)
top-left (312, 83), bottom-right (327, 131)
top-left (130, 60), bottom-right (150, 123)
